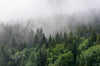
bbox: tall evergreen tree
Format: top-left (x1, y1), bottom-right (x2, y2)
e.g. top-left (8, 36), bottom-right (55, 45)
top-left (88, 30), bottom-right (97, 47)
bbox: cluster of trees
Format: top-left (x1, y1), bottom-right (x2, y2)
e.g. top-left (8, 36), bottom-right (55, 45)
top-left (0, 22), bottom-right (100, 66)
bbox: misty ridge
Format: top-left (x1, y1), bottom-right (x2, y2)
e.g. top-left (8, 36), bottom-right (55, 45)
top-left (0, 10), bottom-right (100, 46)
top-left (0, 10), bottom-right (100, 35)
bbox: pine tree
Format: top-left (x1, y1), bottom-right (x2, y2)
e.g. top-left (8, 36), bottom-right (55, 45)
top-left (63, 32), bottom-right (68, 47)
top-left (96, 34), bottom-right (100, 45)
top-left (55, 32), bottom-right (60, 44)
top-left (88, 30), bottom-right (97, 47)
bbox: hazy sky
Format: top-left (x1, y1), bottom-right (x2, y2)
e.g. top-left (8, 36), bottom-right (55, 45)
top-left (0, 0), bottom-right (100, 21)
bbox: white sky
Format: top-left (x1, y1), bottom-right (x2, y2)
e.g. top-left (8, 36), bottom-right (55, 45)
top-left (0, 0), bottom-right (100, 21)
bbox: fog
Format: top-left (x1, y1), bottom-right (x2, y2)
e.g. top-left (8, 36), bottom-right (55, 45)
top-left (0, 0), bottom-right (100, 36)
top-left (0, 0), bottom-right (100, 21)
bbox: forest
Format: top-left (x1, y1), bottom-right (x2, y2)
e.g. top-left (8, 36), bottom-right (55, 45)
top-left (0, 0), bottom-right (100, 66)
top-left (0, 20), bottom-right (100, 66)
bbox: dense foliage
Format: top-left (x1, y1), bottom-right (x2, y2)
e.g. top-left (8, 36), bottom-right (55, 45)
top-left (0, 22), bottom-right (100, 66)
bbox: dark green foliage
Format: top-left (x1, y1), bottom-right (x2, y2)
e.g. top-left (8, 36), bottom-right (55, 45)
top-left (55, 32), bottom-right (60, 44)
top-left (18, 42), bottom-right (26, 51)
top-left (80, 45), bottom-right (100, 66)
top-left (96, 34), bottom-right (100, 45)
top-left (88, 30), bottom-right (97, 47)
top-left (54, 51), bottom-right (74, 66)
top-left (63, 32), bottom-right (68, 44)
